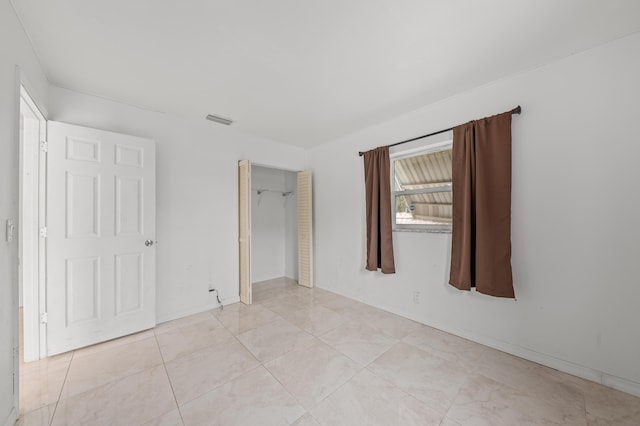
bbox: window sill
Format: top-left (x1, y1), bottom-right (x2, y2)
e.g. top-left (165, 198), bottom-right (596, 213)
top-left (393, 227), bottom-right (452, 234)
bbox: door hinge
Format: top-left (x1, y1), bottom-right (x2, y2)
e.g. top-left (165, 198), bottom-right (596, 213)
top-left (40, 312), bottom-right (48, 324)
top-left (39, 226), bottom-right (47, 238)
top-left (40, 140), bottom-right (48, 152)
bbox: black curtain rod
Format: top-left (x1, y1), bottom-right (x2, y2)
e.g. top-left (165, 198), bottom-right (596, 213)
top-left (358, 105), bottom-right (522, 156)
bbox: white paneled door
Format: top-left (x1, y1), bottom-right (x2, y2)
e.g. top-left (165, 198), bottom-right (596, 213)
top-left (46, 122), bottom-right (156, 356)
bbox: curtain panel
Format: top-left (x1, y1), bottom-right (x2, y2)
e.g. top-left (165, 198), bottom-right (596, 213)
top-left (363, 146), bottom-right (396, 274)
top-left (449, 111), bottom-right (515, 298)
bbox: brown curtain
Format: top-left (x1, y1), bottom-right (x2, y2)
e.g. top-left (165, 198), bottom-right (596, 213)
top-left (363, 146), bottom-right (396, 273)
top-left (449, 111), bottom-right (514, 298)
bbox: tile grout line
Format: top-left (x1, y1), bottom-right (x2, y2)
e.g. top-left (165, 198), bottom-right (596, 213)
top-left (45, 334), bottom-right (173, 424)
top-left (366, 340), bottom-right (462, 421)
top-left (435, 380), bottom-right (462, 425)
top-left (48, 349), bottom-right (75, 426)
top-left (261, 337), bottom-right (363, 416)
top-left (302, 362), bottom-right (367, 416)
top-left (230, 329), bottom-right (264, 367)
top-left (229, 301), bottom-right (318, 365)
top-left (238, 289), bottom-right (320, 415)
top-left (581, 387), bottom-right (588, 423)
top-left (152, 330), bottom-right (187, 425)
top-left (249, 285), bottom-right (375, 413)
top-left (217, 300), bottom-right (335, 413)
top-left (57, 335), bottom-right (165, 397)
top-left (261, 357), bottom-right (309, 417)
top-left (210, 305), bottom-right (266, 368)
top-left (154, 312), bottom-right (265, 415)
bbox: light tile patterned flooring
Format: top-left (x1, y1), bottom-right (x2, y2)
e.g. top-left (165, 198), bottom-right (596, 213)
top-left (18, 277), bottom-right (640, 425)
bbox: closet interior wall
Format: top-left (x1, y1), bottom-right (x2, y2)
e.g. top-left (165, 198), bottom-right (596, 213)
top-left (251, 165), bottom-right (298, 283)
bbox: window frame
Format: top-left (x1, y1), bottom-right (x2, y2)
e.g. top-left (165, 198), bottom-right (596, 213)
top-left (390, 138), bottom-right (453, 233)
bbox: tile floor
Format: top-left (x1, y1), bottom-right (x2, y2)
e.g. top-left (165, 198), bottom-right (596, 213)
top-left (17, 277), bottom-right (640, 425)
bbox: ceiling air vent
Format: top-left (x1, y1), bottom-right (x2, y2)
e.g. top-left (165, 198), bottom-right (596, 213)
top-left (206, 114), bottom-right (233, 126)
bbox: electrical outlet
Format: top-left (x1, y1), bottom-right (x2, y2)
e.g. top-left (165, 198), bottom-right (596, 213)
top-left (412, 291), bottom-right (421, 304)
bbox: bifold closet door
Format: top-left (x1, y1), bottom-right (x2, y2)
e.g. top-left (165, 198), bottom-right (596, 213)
top-left (238, 160), bottom-right (252, 304)
top-left (297, 170), bottom-right (313, 288)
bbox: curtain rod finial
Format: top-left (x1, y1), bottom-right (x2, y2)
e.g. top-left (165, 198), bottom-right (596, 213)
top-left (512, 105), bottom-right (522, 114)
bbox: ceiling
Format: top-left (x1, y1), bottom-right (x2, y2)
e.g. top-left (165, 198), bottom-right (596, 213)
top-left (11, 0), bottom-right (640, 148)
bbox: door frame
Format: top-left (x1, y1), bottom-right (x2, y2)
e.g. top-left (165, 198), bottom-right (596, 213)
top-left (18, 80), bottom-right (48, 363)
top-left (238, 160), bottom-right (252, 304)
top-left (239, 161), bottom-right (311, 303)
top-left (12, 66), bottom-right (49, 421)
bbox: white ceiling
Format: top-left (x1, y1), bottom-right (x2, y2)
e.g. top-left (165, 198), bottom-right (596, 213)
top-left (11, 0), bottom-right (640, 147)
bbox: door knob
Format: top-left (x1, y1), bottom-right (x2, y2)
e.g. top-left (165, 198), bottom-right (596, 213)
top-left (145, 240), bottom-right (154, 247)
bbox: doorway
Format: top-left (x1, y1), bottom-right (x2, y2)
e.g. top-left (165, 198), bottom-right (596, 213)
top-left (18, 85), bottom-right (46, 363)
top-left (18, 107), bottom-right (159, 362)
top-left (238, 161), bottom-right (313, 304)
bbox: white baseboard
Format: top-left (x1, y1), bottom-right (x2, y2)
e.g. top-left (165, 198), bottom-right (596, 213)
top-left (316, 283), bottom-right (640, 398)
top-left (602, 373), bottom-right (640, 398)
top-left (3, 407), bottom-right (17, 426)
top-left (156, 296), bottom-right (241, 324)
top-left (221, 296), bottom-right (241, 306)
top-left (434, 324), bottom-right (640, 398)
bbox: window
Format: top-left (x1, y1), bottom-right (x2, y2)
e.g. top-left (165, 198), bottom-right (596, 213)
top-left (390, 136), bottom-right (453, 233)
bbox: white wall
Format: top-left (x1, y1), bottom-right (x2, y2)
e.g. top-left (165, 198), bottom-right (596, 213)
top-left (48, 86), bottom-right (305, 322)
top-left (0, 0), bottom-right (49, 423)
top-left (307, 33), bottom-right (640, 396)
top-left (251, 166), bottom-right (286, 282)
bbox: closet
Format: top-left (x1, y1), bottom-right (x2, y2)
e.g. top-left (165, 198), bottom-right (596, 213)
top-left (238, 161), bottom-right (313, 304)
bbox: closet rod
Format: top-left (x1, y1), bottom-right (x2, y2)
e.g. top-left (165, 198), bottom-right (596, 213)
top-left (253, 188), bottom-right (293, 196)
top-left (358, 106), bottom-right (521, 157)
